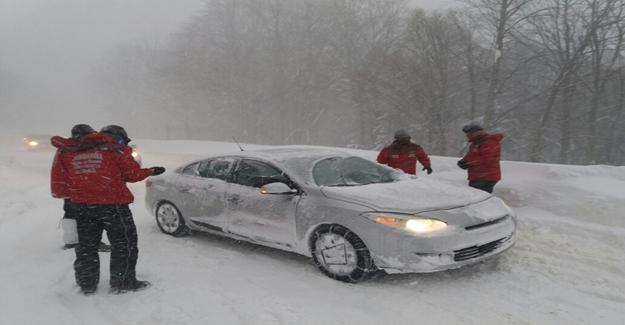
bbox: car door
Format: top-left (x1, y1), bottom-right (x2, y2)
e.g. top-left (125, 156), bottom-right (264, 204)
top-left (225, 158), bottom-right (300, 249)
top-left (185, 157), bottom-right (237, 231)
top-left (171, 161), bottom-right (204, 220)
top-left (177, 157), bottom-right (235, 231)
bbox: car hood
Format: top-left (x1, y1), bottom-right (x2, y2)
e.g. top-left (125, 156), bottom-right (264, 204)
top-left (320, 178), bottom-right (491, 213)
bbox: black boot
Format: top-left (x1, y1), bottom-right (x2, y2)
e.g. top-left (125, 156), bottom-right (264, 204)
top-left (80, 286), bottom-right (97, 295)
top-left (111, 279), bottom-right (151, 294)
top-left (98, 242), bottom-right (111, 252)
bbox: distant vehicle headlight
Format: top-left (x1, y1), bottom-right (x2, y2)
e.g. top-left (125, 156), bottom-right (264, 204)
top-left (362, 212), bottom-right (447, 234)
top-left (28, 141), bottom-right (39, 147)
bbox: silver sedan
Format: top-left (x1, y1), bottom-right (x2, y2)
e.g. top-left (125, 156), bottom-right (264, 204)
top-left (146, 147), bottom-right (516, 282)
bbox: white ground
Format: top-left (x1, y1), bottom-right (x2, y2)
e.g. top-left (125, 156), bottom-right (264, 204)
top-left (1, 139), bottom-right (624, 325)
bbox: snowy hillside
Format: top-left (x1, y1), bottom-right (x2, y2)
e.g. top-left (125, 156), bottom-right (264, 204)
top-left (1, 139), bottom-right (624, 325)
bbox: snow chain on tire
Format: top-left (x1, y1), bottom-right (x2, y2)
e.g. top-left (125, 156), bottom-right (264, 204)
top-left (310, 224), bottom-right (375, 283)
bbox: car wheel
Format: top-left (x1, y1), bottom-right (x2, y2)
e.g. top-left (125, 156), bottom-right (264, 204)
top-left (156, 202), bottom-right (188, 237)
top-left (310, 224), bottom-right (374, 282)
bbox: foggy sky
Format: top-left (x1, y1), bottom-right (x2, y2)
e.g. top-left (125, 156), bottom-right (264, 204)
top-left (0, 0), bottom-right (205, 135)
top-left (0, 0), bottom-right (457, 137)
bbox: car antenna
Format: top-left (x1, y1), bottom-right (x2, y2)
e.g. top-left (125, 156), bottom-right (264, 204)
top-left (232, 136), bottom-right (244, 151)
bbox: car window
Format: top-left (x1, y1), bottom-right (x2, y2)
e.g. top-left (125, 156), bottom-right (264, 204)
top-left (233, 159), bottom-right (290, 188)
top-left (181, 162), bottom-right (200, 176)
top-left (313, 156), bottom-right (400, 186)
top-left (197, 159), bottom-right (213, 178)
top-left (198, 157), bottom-right (236, 181)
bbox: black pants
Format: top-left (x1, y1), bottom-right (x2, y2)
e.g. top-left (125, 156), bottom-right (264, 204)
top-left (469, 181), bottom-right (497, 193)
top-left (73, 204), bottom-right (138, 289)
top-left (63, 199), bottom-right (75, 219)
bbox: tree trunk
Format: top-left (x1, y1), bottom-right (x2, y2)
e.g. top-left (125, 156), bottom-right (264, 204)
top-left (484, 0), bottom-right (509, 127)
top-left (604, 70), bottom-right (625, 163)
top-left (559, 74), bottom-right (574, 163)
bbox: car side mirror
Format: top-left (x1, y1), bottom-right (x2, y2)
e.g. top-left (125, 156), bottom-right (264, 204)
top-left (260, 182), bottom-right (297, 195)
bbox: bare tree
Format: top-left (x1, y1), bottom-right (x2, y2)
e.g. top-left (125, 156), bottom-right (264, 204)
top-left (465, 0), bottom-right (533, 127)
top-left (401, 10), bottom-right (470, 154)
top-left (605, 66), bottom-right (625, 163)
top-left (520, 0), bottom-right (615, 162)
top-left (451, 11), bottom-right (485, 121)
top-left (91, 0), bottom-right (625, 165)
top-left (585, 0), bottom-right (625, 162)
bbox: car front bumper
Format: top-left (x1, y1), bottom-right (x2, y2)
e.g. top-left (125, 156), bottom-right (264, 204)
top-left (367, 216), bottom-right (517, 273)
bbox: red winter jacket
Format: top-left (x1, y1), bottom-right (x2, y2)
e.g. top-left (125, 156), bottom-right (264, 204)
top-left (50, 133), bottom-right (153, 204)
top-left (51, 148), bottom-right (70, 199)
top-left (377, 141), bottom-right (431, 175)
top-left (462, 130), bottom-right (503, 182)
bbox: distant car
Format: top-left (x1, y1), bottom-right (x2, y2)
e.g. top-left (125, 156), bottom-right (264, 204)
top-left (22, 134), bottom-right (54, 151)
top-left (146, 147), bottom-right (516, 282)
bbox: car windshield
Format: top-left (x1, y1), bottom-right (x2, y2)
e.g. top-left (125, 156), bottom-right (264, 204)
top-left (313, 156), bottom-right (401, 187)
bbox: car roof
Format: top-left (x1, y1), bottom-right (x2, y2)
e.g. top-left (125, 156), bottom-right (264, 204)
top-left (183, 146), bottom-right (354, 185)
top-left (233, 146), bottom-right (352, 162)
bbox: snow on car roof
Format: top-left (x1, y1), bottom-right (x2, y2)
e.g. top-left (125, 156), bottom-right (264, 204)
top-left (245, 146), bottom-right (350, 160)
top-left (177, 145), bottom-right (377, 185)
top-left (224, 146), bottom-right (354, 184)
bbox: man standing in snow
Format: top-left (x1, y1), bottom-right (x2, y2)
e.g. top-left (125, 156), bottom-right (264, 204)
top-left (51, 125), bottom-right (165, 295)
top-left (377, 129), bottom-right (432, 175)
top-left (51, 124), bottom-right (110, 252)
top-left (457, 124), bottom-right (503, 193)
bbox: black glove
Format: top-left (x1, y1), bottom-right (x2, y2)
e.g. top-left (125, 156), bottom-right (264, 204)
top-left (457, 159), bottom-right (468, 170)
top-left (151, 166), bottom-right (166, 176)
top-left (423, 166), bottom-right (433, 175)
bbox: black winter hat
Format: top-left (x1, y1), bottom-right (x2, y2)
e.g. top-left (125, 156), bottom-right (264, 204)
top-left (71, 124), bottom-right (95, 139)
top-left (101, 125), bottom-right (131, 144)
top-left (394, 129), bottom-right (411, 140)
top-left (462, 123), bottom-right (484, 133)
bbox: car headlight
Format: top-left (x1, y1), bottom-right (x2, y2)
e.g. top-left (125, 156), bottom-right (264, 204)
top-left (28, 141), bottom-right (39, 147)
top-left (362, 212), bottom-right (447, 234)
top-left (131, 151), bottom-right (139, 158)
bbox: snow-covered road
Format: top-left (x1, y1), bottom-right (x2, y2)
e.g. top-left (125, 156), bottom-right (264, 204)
top-left (1, 140), bottom-right (624, 325)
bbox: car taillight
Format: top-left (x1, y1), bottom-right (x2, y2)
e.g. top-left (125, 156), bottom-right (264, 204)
top-left (146, 179), bottom-right (152, 187)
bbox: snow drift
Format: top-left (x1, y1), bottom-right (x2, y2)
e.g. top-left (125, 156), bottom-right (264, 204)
top-left (0, 139), bottom-right (624, 325)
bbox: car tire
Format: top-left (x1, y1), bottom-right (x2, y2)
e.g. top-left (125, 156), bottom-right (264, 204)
top-left (310, 224), bottom-right (374, 283)
top-left (155, 202), bottom-right (188, 237)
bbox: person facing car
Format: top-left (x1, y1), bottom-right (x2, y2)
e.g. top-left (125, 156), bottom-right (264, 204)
top-left (457, 123), bottom-right (503, 193)
top-left (377, 129), bottom-right (432, 175)
top-left (51, 124), bottom-right (111, 252)
top-left (50, 124), bottom-right (165, 295)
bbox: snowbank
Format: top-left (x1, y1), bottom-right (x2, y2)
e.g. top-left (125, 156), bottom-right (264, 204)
top-left (0, 140), bottom-right (623, 325)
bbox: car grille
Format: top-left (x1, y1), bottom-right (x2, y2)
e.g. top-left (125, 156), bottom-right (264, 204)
top-left (465, 215), bottom-right (509, 231)
top-left (453, 235), bottom-right (512, 262)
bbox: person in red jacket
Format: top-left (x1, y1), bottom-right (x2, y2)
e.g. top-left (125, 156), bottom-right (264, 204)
top-left (51, 124), bottom-right (110, 252)
top-left (457, 124), bottom-right (503, 193)
top-left (377, 129), bottom-right (432, 175)
top-left (51, 125), bottom-right (165, 295)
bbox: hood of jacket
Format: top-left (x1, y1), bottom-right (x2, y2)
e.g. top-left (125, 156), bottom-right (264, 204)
top-left (50, 132), bottom-right (119, 152)
top-left (388, 140), bottom-right (420, 150)
top-left (466, 130), bottom-right (504, 143)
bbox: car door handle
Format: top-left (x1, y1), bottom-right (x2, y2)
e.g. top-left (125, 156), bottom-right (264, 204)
top-left (179, 186), bottom-right (192, 193)
top-left (226, 195), bottom-right (240, 204)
